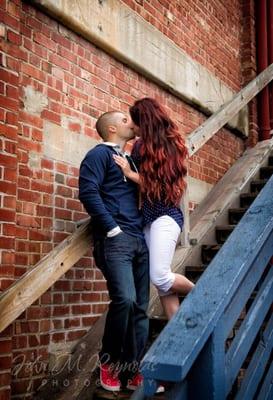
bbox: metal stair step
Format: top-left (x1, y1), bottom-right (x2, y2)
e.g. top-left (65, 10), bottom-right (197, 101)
top-left (228, 208), bottom-right (248, 224)
top-left (215, 225), bottom-right (236, 244)
top-left (240, 192), bottom-right (257, 208)
top-left (260, 165), bottom-right (273, 179)
top-left (268, 155), bottom-right (273, 166)
top-left (250, 178), bottom-right (268, 193)
top-left (201, 244), bottom-right (222, 264)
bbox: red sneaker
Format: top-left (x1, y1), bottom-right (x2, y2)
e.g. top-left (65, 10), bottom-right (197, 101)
top-left (127, 372), bottom-right (143, 390)
top-left (100, 364), bottom-right (121, 392)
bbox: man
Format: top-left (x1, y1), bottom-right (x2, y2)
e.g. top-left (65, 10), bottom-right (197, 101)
top-left (79, 111), bottom-right (150, 392)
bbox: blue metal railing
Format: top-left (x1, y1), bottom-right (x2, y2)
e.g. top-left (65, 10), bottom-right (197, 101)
top-left (139, 174), bottom-right (273, 399)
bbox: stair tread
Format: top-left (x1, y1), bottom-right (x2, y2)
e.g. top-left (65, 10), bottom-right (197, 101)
top-left (202, 244), bottom-right (222, 249)
top-left (216, 225), bottom-right (236, 230)
top-left (185, 265), bottom-right (207, 272)
top-left (251, 178), bottom-right (268, 184)
top-left (229, 207), bottom-right (248, 212)
top-left (260, 165), bottom-right (273, 170)
top-left (240, 192), bottom-right (257, 198)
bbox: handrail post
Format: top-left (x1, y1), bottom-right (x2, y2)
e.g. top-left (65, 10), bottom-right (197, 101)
top-left (186, 324), bottom-right (226, 399)
top-left (180, 174), bottom-right (190, 247)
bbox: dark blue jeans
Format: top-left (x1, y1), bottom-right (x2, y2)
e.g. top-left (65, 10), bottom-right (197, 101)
top-left (93, 232), bottom-right (150, 374)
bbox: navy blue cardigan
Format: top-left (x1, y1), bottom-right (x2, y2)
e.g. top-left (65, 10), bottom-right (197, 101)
top-left (79, 144), bottom-right (143, 240)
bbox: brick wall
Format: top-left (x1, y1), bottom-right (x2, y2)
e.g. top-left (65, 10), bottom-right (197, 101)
top-left (0, 0), bottom-right (255, 398)
top-left (122, 0), bottom-right (243, 91)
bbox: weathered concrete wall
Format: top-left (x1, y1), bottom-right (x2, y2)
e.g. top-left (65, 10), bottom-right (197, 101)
top-left (31, 0), bottom-right (248, 136)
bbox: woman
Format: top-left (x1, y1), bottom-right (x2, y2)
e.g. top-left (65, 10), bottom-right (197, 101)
top-left (114, 98), bottom-right (194, 319)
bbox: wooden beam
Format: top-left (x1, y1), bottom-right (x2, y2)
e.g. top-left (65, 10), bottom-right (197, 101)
top-left (0, 220), bottom-right (92, 333)
top-left (187, 63), bottom-right (273, 156)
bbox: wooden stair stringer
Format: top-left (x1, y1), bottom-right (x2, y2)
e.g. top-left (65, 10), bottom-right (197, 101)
top-left (148, 138), bottom-right (273, 317)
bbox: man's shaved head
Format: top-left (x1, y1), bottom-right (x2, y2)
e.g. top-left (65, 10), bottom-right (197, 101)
top-left (95, 111), bottom-right (121, 140)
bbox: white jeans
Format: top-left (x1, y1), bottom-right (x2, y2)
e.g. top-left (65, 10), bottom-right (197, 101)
top-left (144, 215), bottom-right (181, 296)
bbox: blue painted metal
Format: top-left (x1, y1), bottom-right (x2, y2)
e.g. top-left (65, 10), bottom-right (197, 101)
top-left (236, 312), bottom-right (273, 399)
top-left (141, 173), bottom-right (273, 398)
top-left (225, 265), bottom-right (273, 392)
top-left (256, 359), bottom-right (273, 400)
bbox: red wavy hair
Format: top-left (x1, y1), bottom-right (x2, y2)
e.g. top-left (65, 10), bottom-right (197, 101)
top-left (129, 98), bottom-right (188, 206)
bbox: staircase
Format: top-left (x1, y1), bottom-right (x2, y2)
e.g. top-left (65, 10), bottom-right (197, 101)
top-left (1, 65), bottom-right (273, 400)
top-left (32, 146), bottom-right (273, 400)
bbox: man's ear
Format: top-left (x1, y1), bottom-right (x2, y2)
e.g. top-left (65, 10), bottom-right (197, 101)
top-left (108, 124), bottom-right (116, 134)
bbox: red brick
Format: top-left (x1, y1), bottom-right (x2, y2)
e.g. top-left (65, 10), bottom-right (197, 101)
top-left (64, 318), bottom-right (80, 329)
top-left (7, 29), bottom-right (22, 45)
top-left (0, 209), bottom-right (15, 222)
top-left (36, 205), bottom-right (53, 217)
top-left (0, 340), bottom-right (12, 354)
top-left (18, 176), bottom-right (30, 189)
top-left (0, 389), bottom-right (11, 400)
top-left (72, 304), bottom-right (91, 315)
top-left (33, 31), bottom-right (57, 52)
top-left (19, 111), bottom-right (43, 129)
top-left (0, 278), bottom-right (14, 290)
top-left (0, 123), bottom-right (17, 139)
top-left (0, 237), bottom-right (15, 250)
top-left (31, 181), bottom-right (53, 194)
top-left (1, 251), bottom-right (15, 265)
top-left (16, 215), bottom-right (41, 228)
top-left (49, 53), bottom-right (70, 71)
top-left (0, 10), bottom-right (19, 30)
top-left (55, 208), bottom-right (72, 220)
top-left (81, 293), bottom-right (101, 302)
top-left (17, 189), bottom-right (41, 203)
top-left (53, 280), bottom-right (71, 291)
top-left (21, 63), bottom-right (46, 82)
top-left (0, 95), bottom-right (18, 111)
top-left (52, 333), bottom-right (65, 343)
top-left (52, 32), bottom-right (71, 49)
top-left (26, 307), bottom-right (51, 320)
top-left (41, 109), bottom-right (61, 125)
top-left (41, 158), bottom-right (53, 170)
top-left (67, 330), bottom-right (86, 341)
top-left (28, 230), bottom-right (51, 241)
top-left (0, 356), bottom-right (12, 370)
top-left (0, 373), bottom-right (10, 386)
top-left (53, 306), bottom-right (70, 316)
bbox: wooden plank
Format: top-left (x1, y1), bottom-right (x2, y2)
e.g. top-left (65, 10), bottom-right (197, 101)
top-left (236, 312), bottom-right (273, 400)
top-left (256, 360), bottom-right (273, 400)
top-left (187, 325), bottom-right (226, 400)
top-left (186, 63), bottom-right (273, 156)
top-left (225, 266), bottom-right (273, 393)
top-left (179, 175), bottom-right (190, 247)
top-left (220, 255), bottom-right (269, 340)
top-left (34, 313), bottom-right (106, 400)
top-left (148, 139), bottom-right (273, 317)
top-left (0, 220), bottom-right (92, 333)
top-left (141, 174), bottom-right (273, 387)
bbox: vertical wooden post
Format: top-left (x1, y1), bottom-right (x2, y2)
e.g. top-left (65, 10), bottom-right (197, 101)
top-left (180, 175), bottom-right (190, 247)
top-left (187, 324), bottom-right (226, 399)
